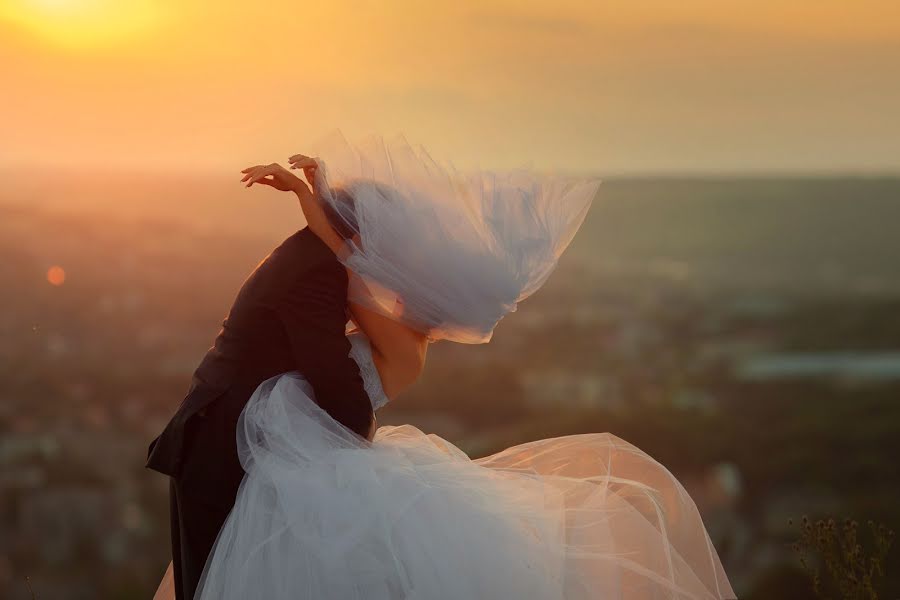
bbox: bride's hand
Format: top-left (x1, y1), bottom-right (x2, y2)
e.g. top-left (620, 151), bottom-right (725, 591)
top-left (240, 163), bottom-right (306, 193)
top-left (287, 153), bottom-right (320, 196)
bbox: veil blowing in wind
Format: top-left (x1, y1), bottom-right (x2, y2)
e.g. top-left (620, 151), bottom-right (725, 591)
top-left (308, 130), bottom-right (599, 343)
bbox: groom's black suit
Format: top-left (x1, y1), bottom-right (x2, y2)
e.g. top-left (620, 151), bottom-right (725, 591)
top-left (146, 227), bottom-right (373, 600)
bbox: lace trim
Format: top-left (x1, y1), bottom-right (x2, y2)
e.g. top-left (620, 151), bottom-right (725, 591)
top-left (348, 333), bottom-right (390, 411)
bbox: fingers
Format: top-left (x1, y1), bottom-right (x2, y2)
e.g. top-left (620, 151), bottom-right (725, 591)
top-left (287, 155), bottom-right (321, 193)
top-left (240, 164), bottom-right (267, 178)
top-left (247, 175), bottom-right (276, 188)
top-left (240, 167), bottom-right (262, 186)
top-left (240, 165), bottom-right (263, 181)
top-left (287, 154), bottom-right (317, 171)
top-left (240, 161), bottom-right (303, 190)
top-left (241, 164), bottom-right (276, 188)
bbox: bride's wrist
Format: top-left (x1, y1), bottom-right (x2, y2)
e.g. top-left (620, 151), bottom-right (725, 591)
top-left (289, 180), bottom-right (308, 196)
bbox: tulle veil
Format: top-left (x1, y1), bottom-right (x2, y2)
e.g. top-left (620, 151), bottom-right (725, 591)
top-left (308, 130), bottom-right (600, 343)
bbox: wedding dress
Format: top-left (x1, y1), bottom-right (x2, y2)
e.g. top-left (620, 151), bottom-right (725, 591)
top-left (154, 132), bottom-right (735, 598)
top-left (152, 332), bottom-right (735, 599)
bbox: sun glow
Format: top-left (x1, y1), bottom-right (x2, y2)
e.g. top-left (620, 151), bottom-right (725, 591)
top-left (0, 0), bottom-right (164, 48)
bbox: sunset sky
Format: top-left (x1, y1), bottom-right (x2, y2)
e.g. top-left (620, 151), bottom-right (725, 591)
top-left (1, 0), bottom-right (899, 175)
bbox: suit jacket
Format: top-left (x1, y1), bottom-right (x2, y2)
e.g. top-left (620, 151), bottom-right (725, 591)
top-left (145, 227), bottom-right (373, 478)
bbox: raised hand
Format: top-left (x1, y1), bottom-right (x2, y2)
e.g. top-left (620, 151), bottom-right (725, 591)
top-left (240, 163), bottom-right (305, 193)
top-left (287, 154), bottom-right (321, 196)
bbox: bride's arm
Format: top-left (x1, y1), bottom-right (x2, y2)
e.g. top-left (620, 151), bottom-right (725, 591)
top-left (287, 189), bottom-right (427, 396)
top-left (286, 183), bottom-right (428, 400)
top-left (282, 155), bottom-right (428, 397)
top-left (240, 159), bottom-right (345, 256)
top-left (348, 300), bottom-right (428, 400)
top-left (285, 157), bottom-right (347, 257)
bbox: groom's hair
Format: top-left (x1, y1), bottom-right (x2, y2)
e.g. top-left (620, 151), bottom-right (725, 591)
top-left (323, 186), bottom-right (358, 240)
top-left (323, 180), bottom-right (399, 241)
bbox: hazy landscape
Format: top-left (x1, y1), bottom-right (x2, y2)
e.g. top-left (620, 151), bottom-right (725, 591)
top-left (1, 170), bottom-right (898, 598)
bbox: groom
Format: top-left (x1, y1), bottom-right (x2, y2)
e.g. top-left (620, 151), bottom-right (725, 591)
top-left (146, 199), bottom-right (375, 598)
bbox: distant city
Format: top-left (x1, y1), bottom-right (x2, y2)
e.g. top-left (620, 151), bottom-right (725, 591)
top-left (1, 174), bottom-right (898, 599)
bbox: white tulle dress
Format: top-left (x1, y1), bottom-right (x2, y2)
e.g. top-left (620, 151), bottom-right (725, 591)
top-left (152, 333), bottom-right (735, 600)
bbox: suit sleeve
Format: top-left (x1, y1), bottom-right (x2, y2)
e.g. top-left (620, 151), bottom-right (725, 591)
top-left (275, 261), bottom-right (374, 439)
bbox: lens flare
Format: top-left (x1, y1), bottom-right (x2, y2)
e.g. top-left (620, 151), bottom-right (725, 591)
top-left (46, 265), bottom-right (66, 286)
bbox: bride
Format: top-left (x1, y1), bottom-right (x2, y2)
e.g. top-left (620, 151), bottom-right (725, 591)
top-left (154, 133), bottom-right (736, 599)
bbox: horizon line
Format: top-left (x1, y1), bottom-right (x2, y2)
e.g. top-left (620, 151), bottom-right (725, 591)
top-left (1, 161), bottom-right (899, 180)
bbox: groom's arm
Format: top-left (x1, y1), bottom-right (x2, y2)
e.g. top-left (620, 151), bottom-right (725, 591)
top-left (276, 261), bottom-right (375, 440)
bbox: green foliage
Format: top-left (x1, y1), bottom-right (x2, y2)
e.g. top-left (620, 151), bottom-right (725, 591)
top-left (790, 516), bottom-right (895, 600)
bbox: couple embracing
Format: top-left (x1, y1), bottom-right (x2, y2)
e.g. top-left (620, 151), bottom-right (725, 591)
top-left (148, 133), bottom-right (736, 600)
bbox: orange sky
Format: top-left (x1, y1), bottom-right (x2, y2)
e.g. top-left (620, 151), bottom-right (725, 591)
top-left (1, 0), bottom-right (899, 174)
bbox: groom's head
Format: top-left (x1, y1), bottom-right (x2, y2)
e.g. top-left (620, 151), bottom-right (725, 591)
top-left (323, 180), bottom-right (400, 242)
top-left (323, 186), bottom-right (358, 240)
